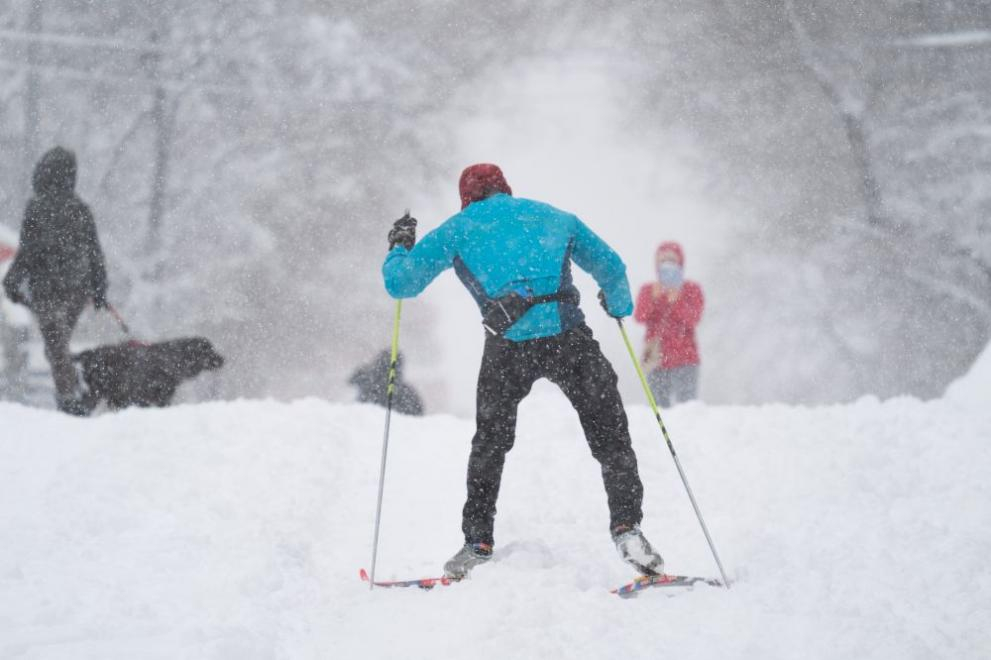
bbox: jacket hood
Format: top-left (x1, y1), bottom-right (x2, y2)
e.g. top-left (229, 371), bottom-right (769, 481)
top-left (376, 349), bottom-right (403, 377)
top-left (459, 163), bottom-right (512, 209)
top-left (655, 241), bottom-right (685, 267)
top-left (32, 147), bottom-right (77, 196)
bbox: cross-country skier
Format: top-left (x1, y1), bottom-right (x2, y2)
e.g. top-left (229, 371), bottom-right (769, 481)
top-left (381, 163), bottom-right (663, 579)
top-left (633, 242), bottom-right (704, 407)
top-left (2, 147), bottom-right (108, 415)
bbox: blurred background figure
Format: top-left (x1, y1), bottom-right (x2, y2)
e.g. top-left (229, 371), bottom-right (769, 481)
top-left (0, 231), bottom-right (32, 403)
top-left (348, 349), bottom-right (424, 416)
top-left (2, 147), bottom-right (109, 415)
top-left (634, 242), bottom-right (704, 408)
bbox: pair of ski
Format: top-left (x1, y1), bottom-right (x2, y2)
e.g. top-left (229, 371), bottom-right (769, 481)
top-left (360, 568), bottom-right (723, 597)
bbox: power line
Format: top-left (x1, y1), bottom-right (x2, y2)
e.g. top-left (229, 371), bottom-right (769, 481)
top-left (891, 30), bottom-right (991, 49)
top-left (0, 59), bottom-right (246, 95)
top-left (0, 27), bottom-right (166, 53)
top-left (0, 58), bottom-right (398, 106)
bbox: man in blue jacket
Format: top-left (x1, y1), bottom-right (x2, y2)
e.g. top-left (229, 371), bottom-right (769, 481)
top-left (382, 163), bottom-right (663, 578)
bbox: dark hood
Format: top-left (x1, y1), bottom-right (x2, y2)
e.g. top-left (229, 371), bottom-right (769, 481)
top-left (32, 147), bottom-right (77, 196)
top-left (375, 349), bottom-right (403, 377)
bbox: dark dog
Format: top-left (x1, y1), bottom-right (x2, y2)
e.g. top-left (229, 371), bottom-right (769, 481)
top-left (74, 337), bottom-right (224, 411)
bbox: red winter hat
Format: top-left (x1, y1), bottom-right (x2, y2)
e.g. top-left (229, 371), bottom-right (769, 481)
top-left (655, 241), bottom-right (684, 267)
top-left (459, 163), bottom-right (512, 209)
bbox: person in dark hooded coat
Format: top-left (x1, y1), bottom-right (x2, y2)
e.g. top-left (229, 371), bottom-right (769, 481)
top-left (3, 147), bottom-right (108, 415)
top-left (348, 349), bottom-right (424, 416)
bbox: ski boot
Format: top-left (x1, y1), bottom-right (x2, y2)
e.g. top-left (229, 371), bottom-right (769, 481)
top-left (612, 524), bottom-right (664, 576)
top-left (443, 542), bottom-right (493, 579)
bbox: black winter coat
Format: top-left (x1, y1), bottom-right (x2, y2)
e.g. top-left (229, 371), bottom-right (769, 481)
top-left (2, 147), bottom-right (107, 310)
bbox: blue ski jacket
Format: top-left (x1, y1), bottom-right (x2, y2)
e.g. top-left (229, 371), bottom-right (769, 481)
top-left (382, 194), bottom-right (633, 342)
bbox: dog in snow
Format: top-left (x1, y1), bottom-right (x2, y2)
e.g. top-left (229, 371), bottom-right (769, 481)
top-left (74, 337), bottom-right (224, 412)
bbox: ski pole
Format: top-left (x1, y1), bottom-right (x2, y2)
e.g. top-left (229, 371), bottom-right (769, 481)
top-left (616, 318), bottom-right (730, 588)
top-left (369, 299), bottom-right (403, 590)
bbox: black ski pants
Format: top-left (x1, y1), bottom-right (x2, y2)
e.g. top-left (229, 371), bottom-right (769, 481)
top-left (463, 324), bottom-right (644, 546)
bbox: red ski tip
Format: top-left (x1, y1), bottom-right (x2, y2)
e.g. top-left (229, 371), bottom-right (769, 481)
top-left (359, 568), bottom-right (370, 581)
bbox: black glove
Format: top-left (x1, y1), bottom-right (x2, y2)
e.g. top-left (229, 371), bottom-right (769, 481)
top-left (4, 277), bottom-right (28, 307)
top-left (93, 292), bottom-right (109, 310)
top-left (6, 289), bottom-right (26, 307)
top-left (388, 212), bottom-right (417, 251)
top-left (598, 290), bottom-right (620, 318)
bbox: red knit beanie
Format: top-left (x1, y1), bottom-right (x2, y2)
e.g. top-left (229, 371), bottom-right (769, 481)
top-left (655, 241), bottom-right (685, 267)
top-left (459, 163), bottom-right (512, 209)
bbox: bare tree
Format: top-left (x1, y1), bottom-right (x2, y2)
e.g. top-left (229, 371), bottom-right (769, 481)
top-left (784, 0), bottom-right (886, 227)
top-left (22, 0), bottom-right (41, 183)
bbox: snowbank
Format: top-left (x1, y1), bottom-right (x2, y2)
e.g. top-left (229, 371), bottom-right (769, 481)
top-left (1, 386), bottom-right (989, 659)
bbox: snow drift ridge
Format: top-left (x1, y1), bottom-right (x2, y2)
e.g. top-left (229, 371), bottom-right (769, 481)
top-left (1, 384), bottom-right (989, 659)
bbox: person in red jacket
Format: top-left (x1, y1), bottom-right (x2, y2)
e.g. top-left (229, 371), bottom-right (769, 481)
top-left (633, 242), bottom-right (704, 407)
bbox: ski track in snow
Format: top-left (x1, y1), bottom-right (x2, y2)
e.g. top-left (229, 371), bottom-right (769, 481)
top-left (0, 382), bottom-right (989, 659)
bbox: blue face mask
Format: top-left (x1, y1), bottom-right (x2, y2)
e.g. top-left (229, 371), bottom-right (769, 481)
top-left (658, 262), bottom-right (683, 288)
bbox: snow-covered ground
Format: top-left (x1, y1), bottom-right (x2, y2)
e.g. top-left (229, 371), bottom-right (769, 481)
top-left (1, 354), bottom-right (989, 659)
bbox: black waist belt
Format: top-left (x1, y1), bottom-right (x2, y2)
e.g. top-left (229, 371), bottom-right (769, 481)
top-left (481, 288), bottom-right (579, 336)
